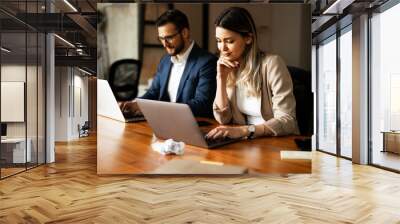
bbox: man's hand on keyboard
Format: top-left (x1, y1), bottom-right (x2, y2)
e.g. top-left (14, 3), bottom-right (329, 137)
top-left (119, 100), bottom-right (142, 116)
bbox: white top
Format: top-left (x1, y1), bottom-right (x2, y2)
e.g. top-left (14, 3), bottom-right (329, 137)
top-left (236, 85), bottom-right (265, 125)
top-left (168, 41), bottom-right (195, 102)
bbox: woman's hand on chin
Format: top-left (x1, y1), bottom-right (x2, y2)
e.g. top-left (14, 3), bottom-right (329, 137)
top-left (217, 57), bottom-right (239, 81)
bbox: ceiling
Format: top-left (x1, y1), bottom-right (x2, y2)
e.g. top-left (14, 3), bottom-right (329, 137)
top-left (0, 0), bottom-right (97, 73)
top-left (1, 0), bottom-right (389, 74)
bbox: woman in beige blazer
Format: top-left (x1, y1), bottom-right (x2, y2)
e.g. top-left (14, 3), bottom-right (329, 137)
top-left (206, 7), bottom-right (299, 140)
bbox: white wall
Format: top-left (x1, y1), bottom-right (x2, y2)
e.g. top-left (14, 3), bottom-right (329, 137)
top-left (54, 67), bottom-right (89, 141)
top-left (55, 67), bottom-right (69, 141)
top-left (72, 74), bottom-right (89, 138)
top-left (1, 64), bottom-right (46, 164)
top-left (1, 65), bottom-right (39, 138)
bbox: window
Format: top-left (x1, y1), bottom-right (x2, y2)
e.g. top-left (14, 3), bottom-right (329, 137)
top-left (370, 2), bottom-right (400, 171)
top-left (339, 27), bottom-right (352, 158)
top-left (317, 35), bottom-right (337, 154)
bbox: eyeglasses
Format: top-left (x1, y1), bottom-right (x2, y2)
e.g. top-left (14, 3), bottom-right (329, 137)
top-left (158, 31), bottom-right (180, 43)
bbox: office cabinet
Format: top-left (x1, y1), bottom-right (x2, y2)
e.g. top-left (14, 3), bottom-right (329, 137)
top-left (0, 138), bottom-right (32, 164)
top-left (382, 131), bottom-right (400, 154)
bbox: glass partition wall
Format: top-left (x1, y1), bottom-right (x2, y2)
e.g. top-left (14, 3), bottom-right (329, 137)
top-left (370, 2), bottom-right (400, 171)
top-left (315, 0), bottom-right (400, 171)
top-left (0, 1), bottom-right (46, 179)
top-left (317, 35), bottom-right (337, 155)
top-left (339, 27), bottom-right (352, 159)
top-left (316, 25), bottom-right (353, 159)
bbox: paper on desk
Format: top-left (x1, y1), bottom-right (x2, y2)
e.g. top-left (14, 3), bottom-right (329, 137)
top-left (280, 151), bottom-right (311, 160)
top-left (151, 139), bottom-right (185, 155)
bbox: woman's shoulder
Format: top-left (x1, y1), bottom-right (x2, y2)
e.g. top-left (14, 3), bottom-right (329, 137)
top-left (260, 53), bottom-right (285, 66)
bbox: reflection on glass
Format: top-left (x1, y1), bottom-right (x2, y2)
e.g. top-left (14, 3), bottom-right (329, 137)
top-left (317, 37), bottom-right (337, 154)
top-left (340, 29), bottom-right (352, 158)
top-left (1, 31), bottom-right (27, 177)
top-left (371, 3), bottom-right (400, 171)
top-left (1, 1), bottom-right (47, 179)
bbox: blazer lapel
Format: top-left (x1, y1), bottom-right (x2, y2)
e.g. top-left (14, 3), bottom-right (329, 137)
top-left (159, 58), bottom-right (173, 100)
top-left (261, 59), bottom-right (274, 119)
top-left (175, 44), bottom-right (198, 101)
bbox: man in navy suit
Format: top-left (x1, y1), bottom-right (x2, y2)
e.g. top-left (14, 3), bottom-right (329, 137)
top-left (121, 9), bottom-right (217, 117)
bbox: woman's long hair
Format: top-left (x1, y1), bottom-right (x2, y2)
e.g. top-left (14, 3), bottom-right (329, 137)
top-left (215, 7), bottom-right (263, 97)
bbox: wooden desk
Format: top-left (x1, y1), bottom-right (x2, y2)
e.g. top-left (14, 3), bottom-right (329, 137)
top-left (97, 116), bottom-right (311, 174)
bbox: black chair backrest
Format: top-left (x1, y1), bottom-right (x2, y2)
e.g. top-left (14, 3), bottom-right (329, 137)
top-left (287, 66), bottom-right (313, 136)
top-left (108, 59), bottom-right (142, 101)
top-left (82, 121), bottom-right (90, 130)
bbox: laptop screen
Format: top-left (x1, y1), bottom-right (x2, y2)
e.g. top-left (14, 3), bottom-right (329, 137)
top-left (1, 123), bottom-right (7, 137)
top-left (97, 79), bottom-right (126, 122)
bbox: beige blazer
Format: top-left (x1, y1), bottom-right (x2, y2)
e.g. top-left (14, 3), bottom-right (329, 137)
top-left (213, 54), bottom-right (300, 136)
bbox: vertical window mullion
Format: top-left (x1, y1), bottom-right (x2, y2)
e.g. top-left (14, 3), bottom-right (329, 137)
top-left (337, 29), bottom-right (341, 157)
top-left (316, 44), bottom-right (320, 150)
top-left (25, 0), bottom-right (28, 171)
top-left (367, 11), bottom-right (373, 165)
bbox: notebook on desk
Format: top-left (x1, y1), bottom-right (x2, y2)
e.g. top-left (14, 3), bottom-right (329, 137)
top-left (136, 99), bottom-right (240, 149)
top-left (97, 79), bottom-right (145, 123)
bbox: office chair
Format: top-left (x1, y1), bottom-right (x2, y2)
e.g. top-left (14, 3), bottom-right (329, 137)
top-left (78, 121), bottom-right (90, 138)
top-left (287, 66), bottom-right (313, 137)
top-left (108, 59), bottom-right (142, 102)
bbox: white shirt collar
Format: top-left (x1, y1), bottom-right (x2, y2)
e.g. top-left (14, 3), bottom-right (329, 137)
top-left (170, 41), bottom-right (194, 64)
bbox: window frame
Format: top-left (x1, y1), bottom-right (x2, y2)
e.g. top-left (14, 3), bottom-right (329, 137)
top-left (315, 20), bottom-right (353, 161)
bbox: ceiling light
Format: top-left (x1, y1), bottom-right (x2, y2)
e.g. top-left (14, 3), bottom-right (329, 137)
top-left (63, 0), bottom-right (78, 12)
top-left (54, 34), bottom-right (75, 48)
top-left (78, 67), bottom-right (93, 76)
top-left (1, 47), bottom-right (11, 53)
top-left (323, 0), bottom-right (355, 15)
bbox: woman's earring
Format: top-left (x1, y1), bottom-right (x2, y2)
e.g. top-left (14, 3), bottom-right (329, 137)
top-left (246, 35), bottom-right (253, 44)
top-left (246, 38), bottom-right (252, 45)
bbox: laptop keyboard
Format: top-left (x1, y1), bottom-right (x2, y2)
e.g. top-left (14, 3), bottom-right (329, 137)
top-left (123, 111), bottom-right (142, 119)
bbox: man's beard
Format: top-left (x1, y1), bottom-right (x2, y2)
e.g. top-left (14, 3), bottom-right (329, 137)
top-left (168, 41), bottom-right (185, 56)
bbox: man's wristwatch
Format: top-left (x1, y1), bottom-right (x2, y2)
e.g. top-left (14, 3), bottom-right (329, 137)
top-left (247, 125), bottom-right (256, 139)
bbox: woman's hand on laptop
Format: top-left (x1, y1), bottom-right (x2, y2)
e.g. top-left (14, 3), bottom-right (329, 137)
top-left (205, 125), bottom-right (247, 140)
top-left (119, 100), bottom-right (142, 116)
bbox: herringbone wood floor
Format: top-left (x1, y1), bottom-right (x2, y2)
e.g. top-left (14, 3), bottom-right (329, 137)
top-left (1, 135), bottom-right (400, 223)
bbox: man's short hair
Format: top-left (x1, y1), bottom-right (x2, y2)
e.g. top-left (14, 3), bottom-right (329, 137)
top-left (156, 9), bottom-right (190, 31)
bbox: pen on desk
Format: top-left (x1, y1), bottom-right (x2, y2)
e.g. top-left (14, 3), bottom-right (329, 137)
top-left (200, 160), bottom-right (224, 166)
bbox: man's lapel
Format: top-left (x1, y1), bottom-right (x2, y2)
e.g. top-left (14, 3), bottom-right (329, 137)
top-left (159, 58), bottom-right (173, 100)
top-left (175, 44), bottom-right (198, 101)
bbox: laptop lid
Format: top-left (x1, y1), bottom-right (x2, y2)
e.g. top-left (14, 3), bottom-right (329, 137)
top-left (97, 79), bottom-right (126, 122)
top-left (136, 99), bottom-right (209, 148)
top-left (1, 123), bottom-right (6, 138)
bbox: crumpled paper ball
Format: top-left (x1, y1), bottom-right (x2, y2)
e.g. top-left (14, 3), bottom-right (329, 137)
top-left (151, 139), bottom-right (185, 155)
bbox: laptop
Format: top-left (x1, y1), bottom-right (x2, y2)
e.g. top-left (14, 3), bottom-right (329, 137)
top-left (1, 123), bottom-right (6, 140)
top-left (136, 99), bottom-right (240, 149)
top-left (97, 79), bottom-right (145, 122)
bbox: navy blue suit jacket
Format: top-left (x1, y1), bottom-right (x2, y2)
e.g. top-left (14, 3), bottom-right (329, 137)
top-left (141, 44), bottom-right (217, 117)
